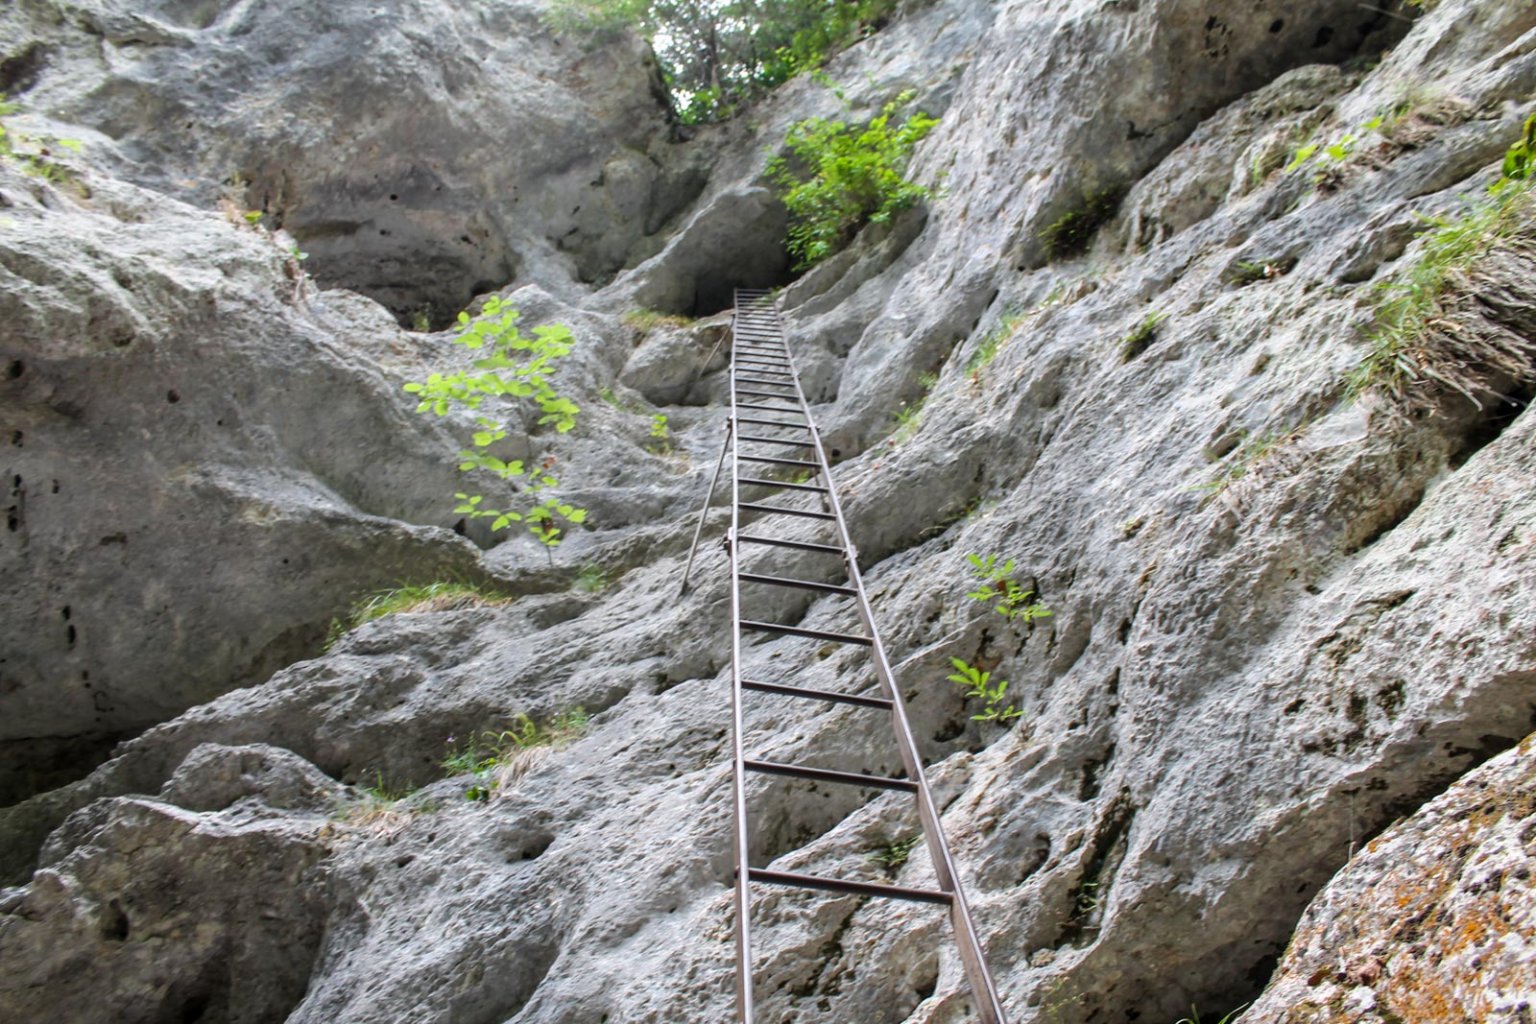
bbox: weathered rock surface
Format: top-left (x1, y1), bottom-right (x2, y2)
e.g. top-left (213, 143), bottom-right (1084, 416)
top-left (0, 0), bottom-right (686, 322)
top-left (1242, 733), bottom-right (1536, 1023)
top-left (1, 0), bottom-right (1535, 1022)
top-left (0, 157), bottom-right (509, 803)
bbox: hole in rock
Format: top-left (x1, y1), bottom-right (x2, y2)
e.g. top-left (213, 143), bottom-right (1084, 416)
top-left (1269, 19), bottom-right (1284, 33)
top-left (101, 899), bottom-right (130, 941)
top-left (0, 43), bottom-right (48, 94)
top-left (166, 389), bottom-right (180, 404)
top-left (5, 360), bottom-right (22, 380)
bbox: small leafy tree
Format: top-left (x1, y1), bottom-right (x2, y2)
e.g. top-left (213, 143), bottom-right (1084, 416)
top-left (965, 553), bottom-right (1051, 623)
top-left (769, 93), bottom-right (938, 269)
top-left (405, 297), bottom-right (588, 550)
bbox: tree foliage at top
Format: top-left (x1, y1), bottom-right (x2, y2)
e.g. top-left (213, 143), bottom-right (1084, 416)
top-left (551, 0), bottom-right (899, 123)
top-left (768, 92), bottom-right (938, 268)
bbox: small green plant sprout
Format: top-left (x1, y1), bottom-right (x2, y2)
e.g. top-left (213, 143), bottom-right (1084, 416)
top-left (1118, 310), bottom-right (1166, 363)
top-left (890, 397), bottom-right (924, 444)
top-left (868, 834), bottom-right (921, 872)
top-left (404, 296), bottom-right (588, 550)
top-left (769, 91), bottom-right (939, 269)
top-left (965, 553), bottom-right (1051, 623)
top-left (647, 412), bottom-right (672, 454)
top-left (575, 564), bottom-right (609, 593)
top-left (1500, 112), bottom-right (1536, 185)
top-left (947, 657), bottom-right (1022, 723)
top-left (410, 307), bottom-right (433, 332)
top-left (243, 209), bottom-right (264, 225)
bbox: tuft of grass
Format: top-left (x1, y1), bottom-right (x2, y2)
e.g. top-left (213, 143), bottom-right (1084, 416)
top-left (334, 771), bottom-right (423, 829)
top-left (868, 835), bottom-right (921, 872)
top-left (1346, 178), bottom-right (1536, 407)
top-left (441, 709), bottom-right (590, 801)
top-left (1039, 186), bottom-right (1125, 261)
top-left (890, 396), bottom-right (924, 444)
top-left (1194, 426), bottom-right (1304, 499)
top-left (326, 581), bottom-right (512, 649)
top-left (622, 309), bottom-right (695, 334)
top-left (1118, 310), bottom-right (1166, 363)
top-left (967, 308), bottom-right (1023, 381)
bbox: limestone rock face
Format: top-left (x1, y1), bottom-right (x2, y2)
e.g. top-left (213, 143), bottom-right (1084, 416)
top-left (0, 160), bottom-right (488, 802)
top-left (0, 0), bottom-right (682, 322)
top-left (1, 0), bottom-right (1535, 1022)
top-left (1242, 734), bottom-right (1536, 1023)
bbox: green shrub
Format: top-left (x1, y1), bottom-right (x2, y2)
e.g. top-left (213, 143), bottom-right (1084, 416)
top-left (404, 296), bottom-right (588, 548)
top-left (769, 93), bottom-right (938, 269)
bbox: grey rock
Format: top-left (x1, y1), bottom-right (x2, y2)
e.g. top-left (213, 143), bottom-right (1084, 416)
top-left (2, 0), bottom-right (1535, 1023)
top-left (1241, 732), bottom-right (1536, 1024)
top-left (0, 0), bottom-right (681, 321)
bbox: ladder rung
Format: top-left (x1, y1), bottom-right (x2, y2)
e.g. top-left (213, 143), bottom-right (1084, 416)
top-left (740, 619), bottom-right (872, 644)
top-left (745, 758), bottom-right (916, 792)
top-left (735, 340), bottom-right (784, 349)
top-left (742, 678), bottom-right (893, 710)
top-left (737, 533), bottom-right (844, 554)
top-left (737, 434), bottom-right (816, 449)
top-left (738, 572), bottom-right (854, 595)
top-left (737, 502), bottom-right (836, 521)
top-left (738, 476), bottom-right (827, 493)
top-left (736, 404), bottom-right (806, 417)
top-left (735, 376), bottom-right (796, 388)
top-left (738, 454), bottom-right (818, 469)
top-left (735, 417), bottom-right (812, 431)
top-left (747, 868), bottom-right (952, 906)
top-left (736, 389), bottom-right (800, 403)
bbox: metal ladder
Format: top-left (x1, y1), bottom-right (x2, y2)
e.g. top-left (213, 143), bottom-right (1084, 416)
top-left (681, 288), bottom-right (1008, 1023)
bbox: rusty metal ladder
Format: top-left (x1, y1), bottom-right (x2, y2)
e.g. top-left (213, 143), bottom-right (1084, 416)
top-left (681, 288), bottom-right (1008, 1023)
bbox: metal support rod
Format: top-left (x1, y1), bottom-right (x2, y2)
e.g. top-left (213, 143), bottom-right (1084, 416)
top-left (680, 419), bottom-right (734, 596)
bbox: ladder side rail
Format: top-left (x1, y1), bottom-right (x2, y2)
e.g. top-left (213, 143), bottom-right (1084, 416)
top-left (727, 303), bottom-right (757, 1024)
top-left (770, 302), bottom-right (1010, 1024)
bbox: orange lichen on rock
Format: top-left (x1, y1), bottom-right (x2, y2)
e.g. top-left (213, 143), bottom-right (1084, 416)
top-left (1242, 733), bottom-right (1536, 1023)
